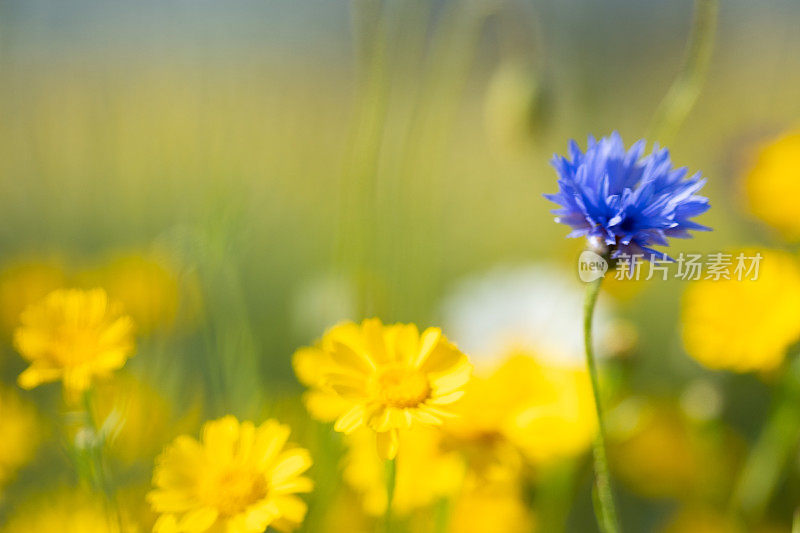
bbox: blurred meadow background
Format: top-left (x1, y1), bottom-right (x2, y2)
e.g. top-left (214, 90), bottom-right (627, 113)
top-left (1, 0), bottom-right (800, 531)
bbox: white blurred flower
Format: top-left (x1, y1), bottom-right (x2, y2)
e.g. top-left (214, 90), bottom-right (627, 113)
top-left (441, 264), bottom-right (621, 368)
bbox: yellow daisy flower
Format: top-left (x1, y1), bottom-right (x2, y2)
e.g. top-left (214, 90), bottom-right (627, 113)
top-left (13, 288), bottom-right (135, 395)
top-left (148, 416), bottom-right (313, 533)
top-left (681, 249), bottom-right (800, 372)
top-left (293, 318), bottom-right (473, 459)
top-left (745, 131), bottom-right (800, 240)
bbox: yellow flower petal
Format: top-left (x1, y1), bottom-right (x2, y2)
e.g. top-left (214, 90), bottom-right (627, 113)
top-left (17, 365), bottom-right (61, 390)
top-left (330, 341), bottom-right (375, 375)
top-left (154, 514), bottom-right (179, 533)
top-left (302, 390), bottom-right (350, 422)
top-left (271, 449), bottom-right (312, 485)
top-left (177, 506), bottom-right (218, 532)
top-left (390, 324), bottom-right (420, 364)
top-left (292, 347), bottom-right (327, 386)
top-left (362, 318), bottom-right (391, 364)
top-left (202, 416), bottom-right (239, 461)
top-left (420, 340), bottom-right (468, 374)
top-left (429, 363), bottom-right (472, 395)
top-left (426, 390), bottom-right (465, 405)
top-left (334, 404), bottom-right (366, 434)
top-left (243, 501), bottom-right (280, 532)
top-left (254, 420), bottom-right (291, 470)
top-left (271, 495), bottom-right (308, 524)
top-left (413, 327), bottom-right (442, 368)
top-left (270, 475), bottom-right (314, 495)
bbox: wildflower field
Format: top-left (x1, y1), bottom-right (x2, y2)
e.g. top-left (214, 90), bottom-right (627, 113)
top-left (2, 1), bottom-right (800, 532)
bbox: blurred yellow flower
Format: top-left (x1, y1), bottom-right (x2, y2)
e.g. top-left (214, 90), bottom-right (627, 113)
top-left (317, 493), bottom-right (371, 533)
top-left (13, 288), bottom-right (135, 395)
top-left (116, 482), bottom-right (161, 533)
top-left (681, 249), bottom-right (800, 372)
top-left (148, 416), bottom-right (313, 533)
top-left (448, 483), bottom-right (535, 533)
top-left (342, 426), bottom-right (464, 517)
top-left (293, 318), bottom-right (472, 459)
top-left (446, 352), bottom-right (597, 469)
top-left (660, 507), bottom-right (743, 533)
top-left (92, 373), bottom-right (200, 465)
top-left (0, 387), bottom-right (39, 490)
top-left (3, 490), bottom-right (131, 533)
top-left (745, 131), bottom-right (800, 240)
top-left (608, 398), bottom-right (739, 501)
top-left (0, 257), bottom-right (66, 336)
top-left (79, 252), bottom-right (182, 335)
top-left (601, 273), bottom-right (650, 303)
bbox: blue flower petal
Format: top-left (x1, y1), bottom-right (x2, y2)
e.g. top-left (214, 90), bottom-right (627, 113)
top-left (544, 133), bottom-right (711, 261)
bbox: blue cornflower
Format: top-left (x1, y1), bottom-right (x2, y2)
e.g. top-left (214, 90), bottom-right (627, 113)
top-left (544, 132), bottom-right (710, 260)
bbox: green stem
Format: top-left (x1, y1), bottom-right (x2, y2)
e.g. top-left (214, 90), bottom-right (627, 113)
top-left (80, 388), bottom-right (125, 531)
top-left (730, 355), bottom-right (800, 523)
top-left (647, 0), bottom-right (718, 145)
top-left (433, 497), bottom-right (450, 533)
top-left (384, 457), bottom-right (397, 533)
top-left (584, 277), bottom-right (621, 533)
top-left (338, 0), bottom-right (391, 319)
top-left (793, 508), bottom-right (800, 533)
top-left (534, 459), bottom-right (581, 533)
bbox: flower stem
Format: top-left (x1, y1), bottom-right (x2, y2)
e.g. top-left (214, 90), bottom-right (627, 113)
top-left (434, 497), bottom-right (450, 533)
top-left (80, 389), bottom-right (125, 531)
top-left (794, 509), bottom-right (800, 533)
top-left (730, 355), bottom-right (800, 523)
top-left (647, 0), bottom-right (718, 145)
top-left (583, 276), bottom-right (621, 533)
top-left (384, 457), bottom-right (397, 533)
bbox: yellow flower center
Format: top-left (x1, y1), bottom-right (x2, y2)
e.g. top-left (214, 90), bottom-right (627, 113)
top-left (199, 467), bottom-right (268, 517)
top-left (377, 366), bottom-right (431, 408)
top-left (55, 326), bottom-right (102, 365)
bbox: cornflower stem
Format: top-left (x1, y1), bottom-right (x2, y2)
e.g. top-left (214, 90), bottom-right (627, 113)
top-left (583, 276), bottom-right (621, 533)
top-left (384, 457), bottom-right (397, 533)
top-left (730, 355), bottom-right (800, 523)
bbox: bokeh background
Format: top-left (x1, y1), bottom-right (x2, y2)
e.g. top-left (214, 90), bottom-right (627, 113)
top-left (1, 0), bottom-right (800, 531)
